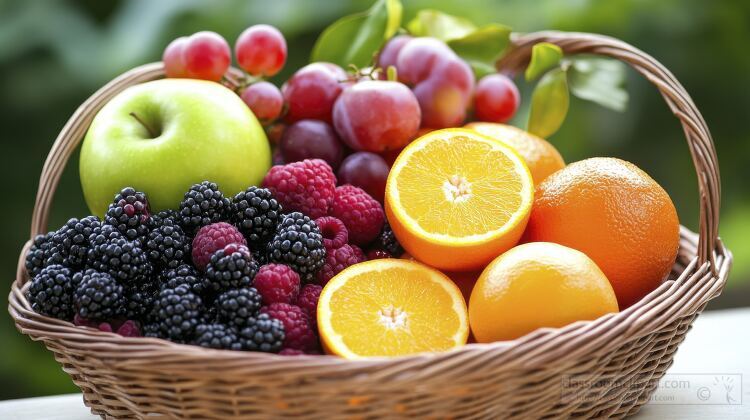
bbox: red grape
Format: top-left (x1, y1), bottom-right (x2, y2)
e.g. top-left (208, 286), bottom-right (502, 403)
top-left (282, 62), bottom-right (347, 123)
top-left (411, 57), bottom-right (475, 127)
top-left (474, 73), bottom-right (520, 122)
top-left (395, 37), bottom-right (455, 85)
top-left (240, 81), bottom-right (283, 123)
top-left (163, 37), bottom-right (188, 78)
top-left (280, 119), bottom-right (344, 169)
top-left (378, 35), bottom-right (413, 72)
top-left (337, 152), bottom-right (390, 203)
top-left (265, 123), bottom-right (286, 146)
top-left (181, 31), bottom-right (231, 81)
top-left (332, 80), bottom-right (420, 152)
top-left (235, 24), bottom-right (287, 77)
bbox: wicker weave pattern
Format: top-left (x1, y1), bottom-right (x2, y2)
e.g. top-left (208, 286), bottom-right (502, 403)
top-left (9, 32), bottom-right (731, 419)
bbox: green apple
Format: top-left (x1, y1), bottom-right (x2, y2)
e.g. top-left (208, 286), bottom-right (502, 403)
top-left (80, 78), bottom-right (270, 216)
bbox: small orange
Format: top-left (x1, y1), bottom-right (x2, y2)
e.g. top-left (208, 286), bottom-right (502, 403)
top-left (317, 259), bottom-right (468, 358)
top-left (465, 122), bottom-right (565, 185)
top-left (524, 157), bottom-right (680, 308)
top-left (385, 128), bottom-right (534, 271)
top-left (469, 242), bottom-right (618, 342)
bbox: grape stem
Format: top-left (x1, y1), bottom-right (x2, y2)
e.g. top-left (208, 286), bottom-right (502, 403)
top-left (129, 112), bottom-right (157, 138)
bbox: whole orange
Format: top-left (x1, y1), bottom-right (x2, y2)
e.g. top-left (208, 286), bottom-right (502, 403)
top-left (524, 157), bottom-right (680, 308)
top-left (469, 242), bottom-right (618, 342)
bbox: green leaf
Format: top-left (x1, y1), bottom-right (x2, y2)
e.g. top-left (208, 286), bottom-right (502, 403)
top-left (528, 67), bottom-right (569, 138)
top-left (448, 24), bottom-right (512, 78)
top-left (525, 43), bottom-right (563, 81)
top-left (311, 0), bottom-right (402, 68)
top-left (568, 57), bottom-right (629, 111)
top-left (406, 9), bottom-right (476, 41)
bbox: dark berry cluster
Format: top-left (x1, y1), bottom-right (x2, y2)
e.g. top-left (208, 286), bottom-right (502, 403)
top-left (26, 182), bottom-right (310, 354)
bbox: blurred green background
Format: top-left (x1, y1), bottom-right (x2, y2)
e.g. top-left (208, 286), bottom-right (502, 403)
top-left (1, 0), bottom-right (748, 399)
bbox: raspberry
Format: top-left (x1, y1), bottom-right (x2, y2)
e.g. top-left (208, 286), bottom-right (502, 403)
top-left (254, 264), bottom-right (301, 305)
top-left (367, 249), bottom-right (392, 260)
top-left (116, 320), bottom-right (142, 337)
top-left (262, 159), bottom-right (336, 218)
top-left (192, 222), bottom-right (247, 271)
top-left (317, 244), bottom-right (366, 285)
top-left (330, 185), bottom-right (384, 246)
top-left (296, 283), bottom-right (322, 329)
top-left (279, 348), bottom-right (306, 356)
top-left (351, 244), bottom-right (365, 261)
top-left (314, 216), bottom-right (348, 250)
top-left (260, 303), bottom-right (317, 352)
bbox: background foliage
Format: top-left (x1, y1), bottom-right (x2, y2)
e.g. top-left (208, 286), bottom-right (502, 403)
top-left (1, 0), bottom-right (748, 399)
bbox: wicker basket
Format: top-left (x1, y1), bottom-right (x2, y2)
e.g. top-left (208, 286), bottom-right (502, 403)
top-left (9, 31), bottom-right (731, 419)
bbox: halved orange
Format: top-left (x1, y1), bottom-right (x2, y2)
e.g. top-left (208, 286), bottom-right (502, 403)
top-left (464, 122), bottom-right (565, 185)
top-left (385, 128), bottom-right (534, 271)
top-left (317, 259), bottom-right (469, 359)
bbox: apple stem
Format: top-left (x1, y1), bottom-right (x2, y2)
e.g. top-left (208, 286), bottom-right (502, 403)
top-left (129, 112), bottom-right (158, 138)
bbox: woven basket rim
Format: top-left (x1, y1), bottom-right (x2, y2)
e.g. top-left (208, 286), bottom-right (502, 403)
top-left (9, 30), bottom-right (732, 372)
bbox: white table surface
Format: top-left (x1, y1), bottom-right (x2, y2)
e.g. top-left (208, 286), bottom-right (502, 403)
top-left (1, 308), bottom-right (748, 419)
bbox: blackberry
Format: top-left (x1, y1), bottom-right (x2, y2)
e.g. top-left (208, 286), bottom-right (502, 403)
top-left (230, 187), bottom-right (282, 245)
top-left (25, 232), bottom-right (55, 278)
top-left (74, 270), bottom-right (125, 321)
top-left (178, 181), bottom-right (230, 232)
top-left (27, 264), bottom-right (76, 320)
top-left (150, 285), bottom-right (203, 342)
top-left (160, 269), bottom-right (206, 298)
top-left (104, 187), bottom-right (151, 242)
top-left (216, 287), bottom-right (262, 328)
top-left (193, 323), bottom-right (242, 350)
top-left (152, 209), bottom-right (179, 227)
top-left (142, 322), bottom-right (164, 339)
top-left (45, 216), bottom-right (102, 269)
top-left (239, 313), bottom-right (285, 353)
top-left (267, 212), bottom-right (326, 282)
top-left (372, 221), bottom-right (404, 257)
top-left (124, 282), bottom-right (158, 320)
top-left (204, 244), bottom-right (258, 293)
top-left (87, 230), bottom-right (152, 286)
top-left (251, 247), bottom-right (268, 266)
top-left (145, 218), bottom-right (190, 270)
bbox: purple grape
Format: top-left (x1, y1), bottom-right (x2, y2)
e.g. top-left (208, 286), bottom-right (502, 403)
top-left (337, 152), bottom-right (390, 203)
top-left (280, 120), bottom-right (344, 169)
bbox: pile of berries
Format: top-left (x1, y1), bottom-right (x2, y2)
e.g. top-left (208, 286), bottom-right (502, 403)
top-left (161, 23), bottom-right (520, 206)
top-left (26, 168), bottom-right (400, 354)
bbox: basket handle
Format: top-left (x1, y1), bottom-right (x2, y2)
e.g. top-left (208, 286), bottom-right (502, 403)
top-left (496, 31), bottom-right (720, 267)
top-left (24, 32), bottom-right (720, 269)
